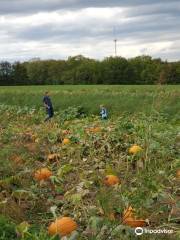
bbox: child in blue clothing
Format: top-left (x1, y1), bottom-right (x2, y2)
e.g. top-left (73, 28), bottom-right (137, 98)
top-left (100, 105), bottom-right (108, 119)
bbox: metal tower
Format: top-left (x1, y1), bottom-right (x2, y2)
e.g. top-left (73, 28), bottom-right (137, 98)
top-left (114, 39), bottom-right (117, 57)
top-left (113, 26), bottom-right (117, 57)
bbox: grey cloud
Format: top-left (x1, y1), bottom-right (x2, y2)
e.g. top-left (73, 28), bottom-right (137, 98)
top-left (124, 1), bottom-right (180, 17)
top-left (9, 10), bottom-right (179, 45)
top-left (1, 0), bottom-right (180, 44)
top-left (0, 0), bottom-right (179, 61)
top-left (0, 0), bottom-right (179, 15)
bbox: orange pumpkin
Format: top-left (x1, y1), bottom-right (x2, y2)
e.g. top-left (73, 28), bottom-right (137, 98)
top-left (104, 175), bottom-right (120, 186)
top-left (48, 217), bottom-right (77, 236)
top-left (129, 145), bottom-right (142, 155)
top-left (62, 138), bottom-right (70, 145)
top-left (176, 169), bottom-right (180, 178)
top-left (34, 168), bottom-right (52, 181)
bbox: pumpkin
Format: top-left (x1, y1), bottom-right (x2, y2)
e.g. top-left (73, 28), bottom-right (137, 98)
top-left (62, 138), bottom-right (70, 145)
top-left (176, 169), bottom-right (180, 178)
top-left (48, 217), bottom-right (77, 236)
top-left (129, 145), bottom-right (142, 155)
top-left (104, 175), bottom-right (120, 186)
top-left (34, 168), bottom-right (52, 181)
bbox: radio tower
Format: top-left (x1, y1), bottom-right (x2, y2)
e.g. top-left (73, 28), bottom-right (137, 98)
top-left (114, 39), bottom-right (117, 57)
top-left (113, 26), bottom-right (117, 57)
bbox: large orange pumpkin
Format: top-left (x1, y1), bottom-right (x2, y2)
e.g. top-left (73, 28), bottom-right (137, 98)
top-left (129, 145), bottom-right (142, 155)
top-left (48, 217), bottom-right (77, 236)
top-left (62, 138), bottom-right (70, 145)
top-left (34, 168), bottom-right (52, 181)
top-left (104, 175), bottom-right (120, 186)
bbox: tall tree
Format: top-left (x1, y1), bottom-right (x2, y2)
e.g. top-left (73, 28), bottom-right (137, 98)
top-left (0, 61), bottom-right (13, 85)
top-left (12, 62), bottom-right (29, 85)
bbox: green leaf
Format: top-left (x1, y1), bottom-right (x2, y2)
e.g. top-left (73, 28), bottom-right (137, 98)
top-left (88, 216), bottom-right (103, 232)
top-left (57, 164), bottom-right (74, 178)
top-left (69, 193), bottom-right (82, 204)
top-left (16, 221), bottom-right (30, 235)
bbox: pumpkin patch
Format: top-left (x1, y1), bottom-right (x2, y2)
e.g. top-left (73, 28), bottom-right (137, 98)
top-left (0, 92), bottom-right (179, 239)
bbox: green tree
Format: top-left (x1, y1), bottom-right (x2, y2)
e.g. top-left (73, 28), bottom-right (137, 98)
top-left (0, 61), bottom-right (13, 85)
top-left (12, 62), bottom-right (29, 85)
top-left (101, 57), bottom-right (132, 84)
top-left (0, 55), bottom-right (179, 86)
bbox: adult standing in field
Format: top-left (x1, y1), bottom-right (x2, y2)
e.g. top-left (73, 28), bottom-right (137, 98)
top-left (43, 91), bottom-right (54, 122)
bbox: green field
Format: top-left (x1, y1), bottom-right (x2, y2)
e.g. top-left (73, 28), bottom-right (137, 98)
top-left (0, 85), bottom-right (179, 117)
top-left (0, 85), bottom-right (179, 240)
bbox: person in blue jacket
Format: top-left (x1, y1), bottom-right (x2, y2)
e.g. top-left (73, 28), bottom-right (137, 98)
top-left (100, 105), bottom-right (108, 119)
top-left (43, 91), bottom-right (54, 122)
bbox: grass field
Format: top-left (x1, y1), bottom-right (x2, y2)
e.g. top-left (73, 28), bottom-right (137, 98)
top-left (0, 85), bottom-right (179, 240)
top-left (0, 85), bottom-right (179, 117)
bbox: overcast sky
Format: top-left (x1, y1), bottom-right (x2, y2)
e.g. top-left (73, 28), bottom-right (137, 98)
top-left (0, 0), bottom-right (180, 62)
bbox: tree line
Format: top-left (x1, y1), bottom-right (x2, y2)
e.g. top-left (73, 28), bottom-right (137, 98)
top-left (0, 55), bottom-right (179, 85)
